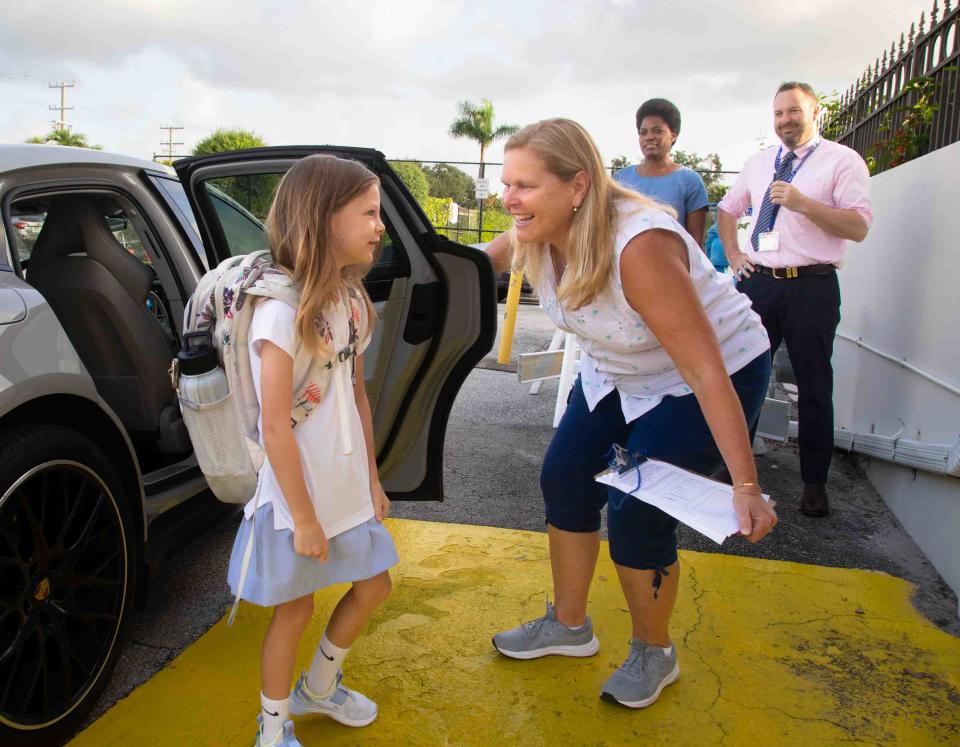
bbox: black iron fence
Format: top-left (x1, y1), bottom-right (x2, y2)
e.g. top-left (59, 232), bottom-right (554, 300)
top-left (387, 157), bottom-right (736, 244)
top-left (820, 1), bottom-right (959, 173)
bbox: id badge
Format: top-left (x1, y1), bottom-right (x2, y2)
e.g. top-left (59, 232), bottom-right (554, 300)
top-left (758, 231), bottom-right (780, 253)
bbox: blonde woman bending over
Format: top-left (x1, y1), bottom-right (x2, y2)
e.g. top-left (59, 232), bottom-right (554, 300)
top-left (486, 119), bottom-right (776, 709)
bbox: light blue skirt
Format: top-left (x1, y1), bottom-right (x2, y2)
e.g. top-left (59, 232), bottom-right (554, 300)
top-left (227, 502), bottom-right (399, 607)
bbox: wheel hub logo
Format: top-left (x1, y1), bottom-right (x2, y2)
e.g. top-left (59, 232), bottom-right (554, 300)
top-left (34, 578), bottom-right (51, 602)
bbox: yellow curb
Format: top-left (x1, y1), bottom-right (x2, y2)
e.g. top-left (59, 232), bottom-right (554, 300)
top-left (70, 519), bottom-right (960, 746)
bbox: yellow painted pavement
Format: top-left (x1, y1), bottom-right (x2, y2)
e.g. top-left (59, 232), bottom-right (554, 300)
top-left (71, 519), bottom-right (960, 746)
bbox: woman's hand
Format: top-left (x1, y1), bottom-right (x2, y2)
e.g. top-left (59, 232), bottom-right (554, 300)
top-left (733, 487), bottom-right (777, 542)
top-left (293, 517), bottom-right (329, 562)
top-left (371, 480), bottom-right (391, 522)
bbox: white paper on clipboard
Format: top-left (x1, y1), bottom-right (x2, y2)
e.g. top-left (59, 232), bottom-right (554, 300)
top-left (595, 458), bottom-right (770, 544)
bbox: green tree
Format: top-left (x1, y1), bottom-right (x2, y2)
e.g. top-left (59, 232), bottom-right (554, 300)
top-left (390, 161), bottom-right (430, 206)
top-left (26, 127), bottom-right (101, 149)
top-left (192, 128), bottom-right (266, 156)
top-left (423, 196), bottom-right (453, 232)
top-left (673, 150), bottom-right (728, 203)
top-left (610, 155), bottom-right (631, 171)
top-left (817, 90), bottom-right (845, 142)
top-left (190, 129), bottom-right (272, 218)
top-left (448, 98), bottom-right (519, 176)
top-left (423, 162), bottom-right (476, 208)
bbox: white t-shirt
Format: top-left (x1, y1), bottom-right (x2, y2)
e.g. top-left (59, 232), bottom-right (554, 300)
top-left (244, 298), bottom-right (374, 537)
top-left (534, 203), bottom-right (770, 423)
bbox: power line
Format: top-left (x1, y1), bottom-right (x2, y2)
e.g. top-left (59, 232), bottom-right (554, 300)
top-left (48, 80), bottom-right (75, 130)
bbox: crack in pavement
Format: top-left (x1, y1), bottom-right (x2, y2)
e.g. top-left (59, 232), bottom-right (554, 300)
top-left (721, 693), bottom-right (857, 738)
top-left (764, 612), bottom-right (903, 629)
top-left (682, 564), bottom-right (729, 744)
top-left (735, 566), bottom-right (872, 589)
top-left (126, 638), bottom-right (175, 652)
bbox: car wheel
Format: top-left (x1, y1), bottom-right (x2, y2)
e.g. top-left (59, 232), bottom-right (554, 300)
top-left (0, 425), bottom-right (135, 745)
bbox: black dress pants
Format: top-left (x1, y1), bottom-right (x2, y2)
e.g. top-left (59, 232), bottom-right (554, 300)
top-left (738, 269), bottom-right (841, 485)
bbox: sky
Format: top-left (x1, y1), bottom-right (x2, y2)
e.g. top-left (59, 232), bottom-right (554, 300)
top-left (0, 0), bottom-right (934, 190)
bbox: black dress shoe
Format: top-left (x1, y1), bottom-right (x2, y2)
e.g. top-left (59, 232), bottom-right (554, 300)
top-left (800, 483), bottom-right (829, 517)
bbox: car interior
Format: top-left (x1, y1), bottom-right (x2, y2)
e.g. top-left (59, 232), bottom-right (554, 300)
top-left (11, 194), bottom-right (191, 469)
top-left (5, 157), bottom-right (474, 504)
top-left (6, 179), bottom-right (413, 478)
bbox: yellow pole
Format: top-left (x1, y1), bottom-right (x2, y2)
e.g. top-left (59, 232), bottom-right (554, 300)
top-left (497, 269), bottom-right (523, 364)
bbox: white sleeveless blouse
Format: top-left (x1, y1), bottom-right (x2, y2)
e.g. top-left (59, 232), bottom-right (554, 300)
top-left (534, 203), bottom-right (770, 423)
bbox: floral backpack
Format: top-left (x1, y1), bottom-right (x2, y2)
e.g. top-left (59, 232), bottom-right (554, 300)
top-left (173, 250), bottom-right (365, 505)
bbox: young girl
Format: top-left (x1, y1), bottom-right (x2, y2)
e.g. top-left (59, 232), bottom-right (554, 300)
top-left (226, 154), bottom-right (396, 747)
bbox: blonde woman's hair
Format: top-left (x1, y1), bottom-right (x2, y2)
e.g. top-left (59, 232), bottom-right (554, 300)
top-left (266, 154), bottom-right (378, 358)
top-left (506, 118), bottom-right (674, 310)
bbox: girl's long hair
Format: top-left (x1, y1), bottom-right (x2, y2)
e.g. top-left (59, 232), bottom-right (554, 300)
top-left (266, 154), bottom-right (378, 358)
top-left (506, 118), bottom-right (674, 310)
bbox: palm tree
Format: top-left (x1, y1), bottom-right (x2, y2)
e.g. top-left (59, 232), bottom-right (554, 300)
top-left (448, 99), bottom-right (518, 177)
top-left (26, 127), bottom-right (101, 149)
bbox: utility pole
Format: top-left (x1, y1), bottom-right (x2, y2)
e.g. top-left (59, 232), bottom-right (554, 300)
top-left (48, 81), bottom-right (75, 130)
top-left (158, 125), bottom-right (185, 162)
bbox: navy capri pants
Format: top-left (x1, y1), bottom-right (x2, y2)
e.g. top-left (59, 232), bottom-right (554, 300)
top-left (540, 351), bottom-right (771, 571)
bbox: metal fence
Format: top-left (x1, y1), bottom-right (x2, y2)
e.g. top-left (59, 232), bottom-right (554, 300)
top-left (820, 1), bottom-right (959, 173)
top-left (387, 157), bottom-right (737, 244)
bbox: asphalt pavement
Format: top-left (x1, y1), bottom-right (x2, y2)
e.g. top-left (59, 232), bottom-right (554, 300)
top-left (86, 300), bottom-right (959, 730)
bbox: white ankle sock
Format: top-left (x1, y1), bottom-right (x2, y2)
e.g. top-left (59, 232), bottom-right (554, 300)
top-left (306, 632), bottom-right (349, 696)
top-left (260, 693), bottom-right (288, 743)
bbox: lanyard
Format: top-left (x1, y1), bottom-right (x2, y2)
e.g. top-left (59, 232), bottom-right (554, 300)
top-left (766, 139), bottom-right (821, 231)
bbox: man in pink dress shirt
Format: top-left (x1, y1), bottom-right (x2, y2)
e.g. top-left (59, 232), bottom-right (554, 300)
top-left (718, 81), bottom-right (872, 517)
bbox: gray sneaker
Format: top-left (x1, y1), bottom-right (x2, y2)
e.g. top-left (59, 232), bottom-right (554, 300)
top-left (289, 671), bottom-right (378, 727)
top-left (601, 639), bottom-right (680, 708)
top-left (492, 601), bottom-right (599, 659)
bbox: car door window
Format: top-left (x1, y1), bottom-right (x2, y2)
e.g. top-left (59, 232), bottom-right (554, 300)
top-left (205, 182), bottom-right (271, 256)
top-left (201, 174), bottom-right (278, 257)
top-left (8, 211), bottom-right (46, 264)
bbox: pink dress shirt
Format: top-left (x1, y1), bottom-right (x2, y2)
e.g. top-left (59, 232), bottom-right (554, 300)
top-left (718, 137), bottom-right (872, 268)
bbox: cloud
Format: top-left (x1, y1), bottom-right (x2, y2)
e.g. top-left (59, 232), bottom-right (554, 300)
top-left (0, 0), bottom-right (934, 167)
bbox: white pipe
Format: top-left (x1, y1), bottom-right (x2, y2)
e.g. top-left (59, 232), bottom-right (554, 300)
top-left (836, 331), bottom-right (960, 398)
top-left (787, 420), bottom-right (960, 478)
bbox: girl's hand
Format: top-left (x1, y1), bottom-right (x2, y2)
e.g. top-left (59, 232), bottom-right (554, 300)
top-left (733, 487), bottom-right (777, 542)
top-left (293, 518), bottom-right (329, 562)
top-left (371, 481), bottom-right (391, 522)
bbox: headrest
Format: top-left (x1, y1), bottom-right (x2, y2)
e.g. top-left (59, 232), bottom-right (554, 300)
top-left (28, 196), bottom-right (154, 301)
top-left (29, 197), bottom-right (84, 263)
top-left (72, 200), bottom-right (154, 298)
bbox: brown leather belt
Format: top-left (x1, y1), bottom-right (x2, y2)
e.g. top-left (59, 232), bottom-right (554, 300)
top-left (753, 263), bottom-right (836, 279)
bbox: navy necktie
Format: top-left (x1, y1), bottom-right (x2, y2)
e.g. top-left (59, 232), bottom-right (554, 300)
top-left (750, 150), bottom-right (797, 251)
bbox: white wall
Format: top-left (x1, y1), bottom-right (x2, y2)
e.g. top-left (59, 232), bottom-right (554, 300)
top-left (834, 140), bottom-right (960, 599)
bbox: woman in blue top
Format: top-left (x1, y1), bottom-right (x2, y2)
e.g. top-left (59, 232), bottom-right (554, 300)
top-left (614, 98), bottom-right (709, 248)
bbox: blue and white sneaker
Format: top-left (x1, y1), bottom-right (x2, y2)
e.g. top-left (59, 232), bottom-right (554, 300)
top-left (253, 714), bottom-right (302, 747)
top-left (289, 671), bottom-right (378, 727)
top-left (492, 600), bottom-right (599, 659)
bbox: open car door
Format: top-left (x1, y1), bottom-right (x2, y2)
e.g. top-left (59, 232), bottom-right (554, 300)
top-left (174, 146), bottom-right (496, 500)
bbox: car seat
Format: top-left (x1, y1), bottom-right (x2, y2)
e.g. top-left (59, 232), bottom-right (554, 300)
top-left (27, 196), bottom-right (188, 451)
